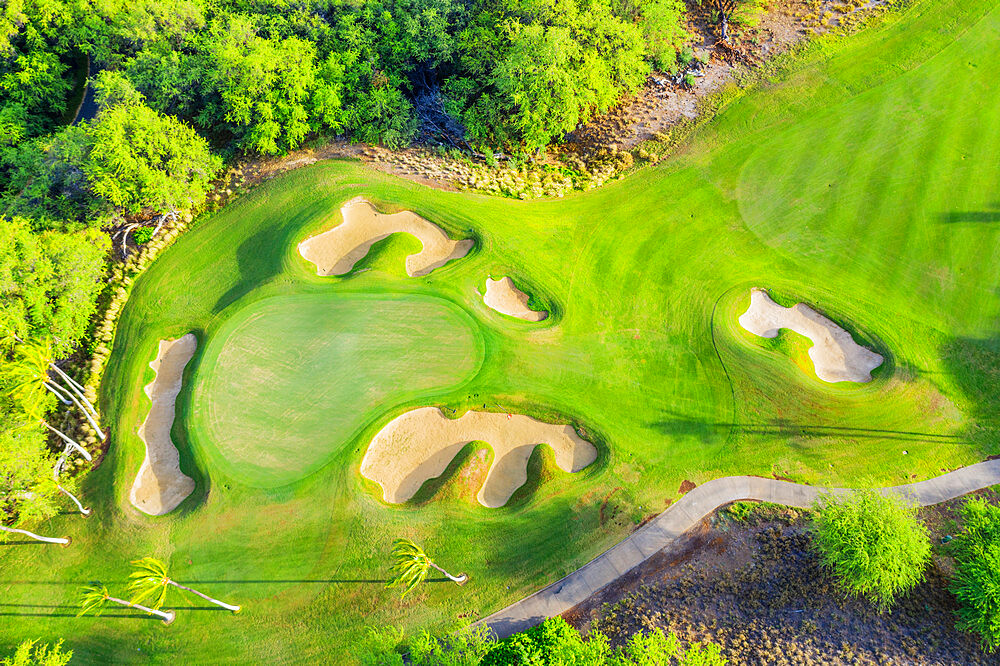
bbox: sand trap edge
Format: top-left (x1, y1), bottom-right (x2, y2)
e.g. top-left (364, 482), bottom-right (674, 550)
top-left (483, 276), bottom-right (548, 322)
top-left (298, 197), bottom-right (473, 277)
top-left (738, 287), bottom-right (884, 383)
top-left (360, 407), bottom-right (596, 508)
top-left (129, 334), bottom-right (197, 516)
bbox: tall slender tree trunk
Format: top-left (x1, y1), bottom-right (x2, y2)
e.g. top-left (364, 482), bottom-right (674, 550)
top-left (0, 524), bottom-right (70, 545)
top-left (42, 421), bottom-right (92, 461)
top-left (49, 364), bottom-right (100, 422)
top-left (54, 452), bottom-right (91, 516)
top-left (44, 382), bottom-right (72, 406)
top-left (721, 12), bottom-right (729, 42)
top-left (46, 378), bottom-right (105, 440)
top-left (429, 561), bottom-right (468, 585)
top-left (106, 595), bottom-right (175, 624)
top-left (169, 581), bottom-right (241, 612)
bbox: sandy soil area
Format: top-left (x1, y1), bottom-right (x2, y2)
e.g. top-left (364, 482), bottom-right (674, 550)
top-left (360, 407), bottom-right (597, 508)
top-left (739, 288), bottom-right (883, 383)
top-left (298, 197), bottom-right (473, 277)
top-left (129, 334), bottom-right (197, 516)
top-left (483, 277), bottom-right (548, 321)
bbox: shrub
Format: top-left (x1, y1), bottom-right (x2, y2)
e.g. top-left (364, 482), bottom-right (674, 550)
top-left (132, 227), bottom-right (154, 245)
top-left (811, 490), bottom-right (930, 610)
top-left (950, 498), bottom-right (1000, 652)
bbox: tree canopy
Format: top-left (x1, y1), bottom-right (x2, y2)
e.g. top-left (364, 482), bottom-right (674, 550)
top-left (950, 498), bottom-right (1000, 652)
top-left (811, 490), bottom-right (931, 611)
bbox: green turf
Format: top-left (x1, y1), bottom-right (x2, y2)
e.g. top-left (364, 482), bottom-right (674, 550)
top-left (3, 0), bottom-right (1000, 661)
top-left (189, 292), bottom-right (483, 486)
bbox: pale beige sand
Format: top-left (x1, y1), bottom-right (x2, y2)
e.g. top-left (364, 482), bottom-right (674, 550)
top-left (739, 288), bottom-right (884, 383)
top-left (360, 407), bottom-right (597, 508)
top-left (298, 197), bottom-right (473, 277)
top-left (129, 334), bottom-right (197, 515)
top-left (483, 277), bottom-right (548, 321)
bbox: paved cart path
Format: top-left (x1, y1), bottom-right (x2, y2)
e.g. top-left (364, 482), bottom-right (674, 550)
top-left (478, 460), bottom-right (1000, 638)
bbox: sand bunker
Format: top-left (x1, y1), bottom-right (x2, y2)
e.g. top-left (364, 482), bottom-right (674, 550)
top-left (129, 334), bottom-right (197, 515)
top-left (360, 407), bottom-right (597, 508)
top-left (298, 197), bottom-right (473, 277)
top-left (483, 277), bottom-right (548, 321)
top-left (739, 288), bottom-right (884, 383)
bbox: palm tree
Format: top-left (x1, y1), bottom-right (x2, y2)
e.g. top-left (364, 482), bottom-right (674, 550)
top-left (7, 339), bottom-right (105, 440)
top-left (128, 557), bottom-right (241, 613)
top-left (0, 524), bottom-right (70, 546)
top-left (386, 538), bottom-right (467, 598)
top-left (78, 584), bottom-right (174, 624)
top-left (53, 446), bottom-right (91, 516)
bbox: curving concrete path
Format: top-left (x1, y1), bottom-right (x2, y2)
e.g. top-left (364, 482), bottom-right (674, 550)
top-left (477, 460), bottom-right (1000, 639)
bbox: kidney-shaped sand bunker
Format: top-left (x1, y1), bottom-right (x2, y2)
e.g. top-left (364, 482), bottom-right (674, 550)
top-left (188, 293), bottom-right (483, 487)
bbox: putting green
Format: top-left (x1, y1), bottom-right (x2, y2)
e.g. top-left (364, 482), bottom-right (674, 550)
top-left (188, 292), bottom-right (484, 486)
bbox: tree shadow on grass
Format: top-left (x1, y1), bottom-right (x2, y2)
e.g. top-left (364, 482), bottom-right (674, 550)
top-left (940, 336), bottom-right (1000, 459)
top-left (938, 210), bottom-right (1000, 224)
top-left (650, 412), bottom-right (961, 443)
top-left (212, 223), bottom-right (284, 315)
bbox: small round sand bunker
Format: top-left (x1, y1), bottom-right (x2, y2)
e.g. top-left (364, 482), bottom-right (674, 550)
top-left (483, 277), bottom-right (548, 321)
top-left (738, 288), bottom-right (884, 383)
top-left (130, 334), bottom-right (197, 515)
top-left (298, 197), bottom-right (473, 277)
top-left (360, 407), bottom-right (597, 508)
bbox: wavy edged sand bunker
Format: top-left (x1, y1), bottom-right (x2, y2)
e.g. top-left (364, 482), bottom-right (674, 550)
top-left (739, 288), bottom-right (884, 383)
top-left (360, 407), bottom-right (597, 508)
top-left (298, 197), bottom-right (473, 277)
top-left (483, 277), bottom-right (548, 321)
top-left (129, 334), bottom-right (197, 515)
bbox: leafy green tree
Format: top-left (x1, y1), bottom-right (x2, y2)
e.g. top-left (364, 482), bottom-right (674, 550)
top-left (811, 490), bottom-right (931, 611)
top-left (481, 616), bottom-right (608, 665)
top-left (698, 0), bottom-right (764, 42)
top-left (447, 0), bottom-right (646, 152)
top-left (78, 583), bottom-right (175, 624)
top-left (386, 537), bottom-right (467, 597)
top-left (632, 0), bottom-right (690, 72)
top-left (84, 97), bottom-right (220, 215)
top-left (128, 556), bottom-right (241, 612)
top-left (196, 16), bottom-right (345, 154)
top-left (949, 498), bottom-right (1000, 652)
top-left (1, 639), bottom-right (72, 666)
top-left (0, 217), bottom-right (107, 350)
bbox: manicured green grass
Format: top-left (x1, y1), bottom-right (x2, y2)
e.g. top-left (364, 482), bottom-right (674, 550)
top-left (3, 0), bottom-right (1000, 661)
top-left (190, 292), bottom-right (483, 487)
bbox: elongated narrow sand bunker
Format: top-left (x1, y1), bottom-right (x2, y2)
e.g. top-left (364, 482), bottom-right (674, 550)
top-left (361, 407), bottom-right (597, 508)
top-left (483, 277), bottom-right (548, 321)
top-left (298, 197), bottom-right (473, 277)
top-left (739, 288), bottom-right (884, 383)
top-left (129, 334), bottom-right (197, 515)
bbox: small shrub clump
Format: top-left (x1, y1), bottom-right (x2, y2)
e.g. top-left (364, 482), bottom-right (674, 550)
top-left (811, 490), bottom-right (931, 611)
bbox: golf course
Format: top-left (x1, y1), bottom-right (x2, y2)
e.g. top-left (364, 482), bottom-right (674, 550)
top-left (2, 0), bottom-right (1000, 661)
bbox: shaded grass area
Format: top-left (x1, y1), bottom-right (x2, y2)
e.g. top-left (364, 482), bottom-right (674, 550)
top-left (2, 0), bottom-right (1000, 661)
